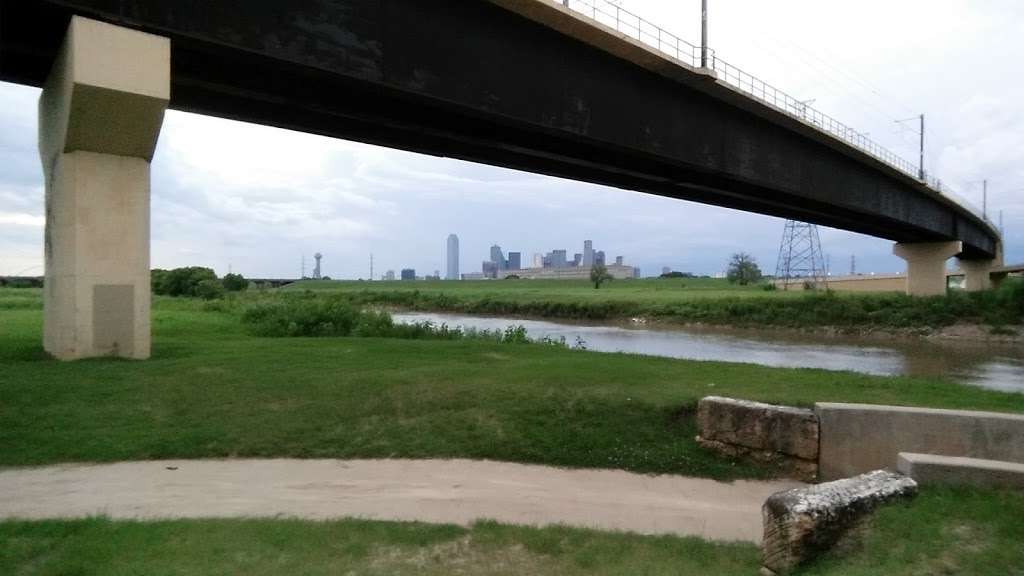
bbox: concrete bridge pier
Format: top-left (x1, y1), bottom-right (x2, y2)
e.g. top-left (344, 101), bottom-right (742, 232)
top-left (893, 241), bottom-right (962, 296)
top-left (957, 243), bottom-right (1004, 292)
top-left (39, 17), bottom-right (169, 360)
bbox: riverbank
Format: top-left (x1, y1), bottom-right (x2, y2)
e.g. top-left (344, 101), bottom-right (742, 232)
top-left (3, 293), bottom-right (1023, 476)
top-left (291, 277), bottom-right (1024, 337)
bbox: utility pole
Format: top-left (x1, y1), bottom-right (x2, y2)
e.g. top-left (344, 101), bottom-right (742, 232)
top-left (896, 114), bottom-right (925, 180)
top-left (982, 179), bottom-right (988, 220)
top-left (700, 0), bottom-right (709, 68)
top-left (301, 255), bottom-right (306, 279)
top-left (370, 253), bottom-right (374, 281)
top-left (918, 114), bottom-right (925, 180)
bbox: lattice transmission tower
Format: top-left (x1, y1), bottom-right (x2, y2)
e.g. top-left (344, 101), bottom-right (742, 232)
top-left (774, 221), bottom-right (828, 290)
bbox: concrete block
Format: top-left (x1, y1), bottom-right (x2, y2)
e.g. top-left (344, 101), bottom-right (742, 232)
top-left (816, 403), bottom-right (1024, 481)
top-left (898, 452), bottom-right (1024, 490)
top-left (697, 396), bottom-right (819, 460)
top-left (762, 470), bottom-right (916, 574)
top-left (696, 396), bottom-right (819, 481)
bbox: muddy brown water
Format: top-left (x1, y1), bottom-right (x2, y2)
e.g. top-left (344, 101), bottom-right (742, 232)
top-left (393, 312), bottom-right (1024, 393)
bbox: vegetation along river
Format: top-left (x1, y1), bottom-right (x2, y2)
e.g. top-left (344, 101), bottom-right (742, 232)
top-left (392, 312), bottom-right (1024, 393)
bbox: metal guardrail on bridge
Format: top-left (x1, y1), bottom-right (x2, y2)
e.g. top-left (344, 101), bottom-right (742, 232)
top-left (558, 0), bottom-right (992, 227)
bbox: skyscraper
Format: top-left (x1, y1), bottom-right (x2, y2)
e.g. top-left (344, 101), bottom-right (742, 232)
top-left (507, 252), bottom-right (521, 271)
top-left (446, 234), bottom-right (459, 280)
top-left (583, 240), bottom-right (594, 267)
top-left (490, 244), bottom-right (507, 270)
top-left (551, 249), bottom-right (567, 268)
top-left (595, 251), bottom-right (606, 266)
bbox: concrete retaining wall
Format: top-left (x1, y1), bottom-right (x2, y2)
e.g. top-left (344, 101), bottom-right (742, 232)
top-left (816, 403), bottom-right (1024, 481)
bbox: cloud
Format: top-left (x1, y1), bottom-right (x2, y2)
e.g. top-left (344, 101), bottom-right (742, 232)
top-left (0, 0), bottom-right (1021, 277)
top-left (0, 212), bottom-right (44, 227)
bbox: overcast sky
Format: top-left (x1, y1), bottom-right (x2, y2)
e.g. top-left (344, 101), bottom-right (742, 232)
top-left (1, 0), bottom-right (1021, 279)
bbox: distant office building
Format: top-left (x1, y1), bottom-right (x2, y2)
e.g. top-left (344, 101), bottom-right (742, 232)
top-left (550, 249), bottom-right (567, 268)
top-left (583, 240), bottom-right (594, 266)
top-left (385, 270), bottom-right (396, 281)
top-left (400, 268), bottom-right (415, 281)
top-left (446, 234), bottom-right (459, 280)
top-left (542, 255), bottom-right (552, 268)
top-left (507, 252), bottom-right (521, 270)
top-left (634, 267), bottom-right (642, 279)
top-left (461, 272), bottom-right (486, 280)
top-left (482, 261), bottom-right (498, 279)
top-left (595, 251), bottom-right (606, 266)
top-left (532, 253), bottom-right (543, 268)
top-left (490, 245), bottom-right (506, 271)
top-left (573, 253), bottom-right (582, 267)
top-left (615, 256), bottom-right (624, 266)
top-left (662, 266), bottom-right (671, 276)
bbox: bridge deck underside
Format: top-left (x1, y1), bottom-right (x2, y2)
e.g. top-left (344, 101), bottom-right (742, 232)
top-left (0, 0), bottom-right (997, 258)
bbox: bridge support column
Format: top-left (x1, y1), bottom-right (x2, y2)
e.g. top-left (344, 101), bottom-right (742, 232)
top-left (957, 243), bottom-right (1003, 292)
top-left (39, 17), bottom-right (169, 360)
top-left (893, 241), bottom-right (962, 297)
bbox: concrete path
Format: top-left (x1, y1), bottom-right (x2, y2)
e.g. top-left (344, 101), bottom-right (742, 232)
top-left (0, 459), bottom-right (802, 543)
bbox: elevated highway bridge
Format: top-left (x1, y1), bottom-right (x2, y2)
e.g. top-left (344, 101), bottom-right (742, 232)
top-left (0, 0), bottom-right (1004, 358)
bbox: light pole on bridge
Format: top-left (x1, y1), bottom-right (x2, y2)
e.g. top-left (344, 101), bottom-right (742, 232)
top-left (701, 0), bottom-right (709, 68)
top-left (896, 114), bottom-right (926, 180)
top-left (918, 114), bottom-right (925, 180)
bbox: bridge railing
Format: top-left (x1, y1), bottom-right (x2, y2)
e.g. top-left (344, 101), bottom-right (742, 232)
top-left (559, 0), bottom-right (993, 227)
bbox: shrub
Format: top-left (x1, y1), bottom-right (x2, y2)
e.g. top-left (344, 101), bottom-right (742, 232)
top-left (997, 278), bottom-right (1024, 319)
top-left (195, 279), bottom-right (225, 300)
top-left (242, 297), bottom-right (361, 337)
top-left (153, 267), bottom-right (218, 297)
top-left (222, 273), bottom-right (248, 292)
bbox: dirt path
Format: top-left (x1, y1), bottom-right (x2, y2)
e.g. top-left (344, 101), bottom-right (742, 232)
top-left (0, 459), bottom-right (801, 543)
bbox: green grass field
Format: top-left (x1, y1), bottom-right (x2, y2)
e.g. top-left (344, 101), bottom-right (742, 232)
top-left (296, 276), bottom-right (777, 302)
top-left (2, 287), bottom-right (1022, 476)
top-left (288, 276), bottom-right (1024, 329)
top-left (3, 286), bottom-right (1024, 573)
top-left (2, 488), bottom-right (1021, 575)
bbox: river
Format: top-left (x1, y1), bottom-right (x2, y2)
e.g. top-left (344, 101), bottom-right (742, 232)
top-left (392, 312), bottom-right (1024, 393)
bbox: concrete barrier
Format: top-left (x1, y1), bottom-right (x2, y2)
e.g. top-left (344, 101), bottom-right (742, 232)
top-left (696, 396), bottom-right (818, 481)
top-left (897, 453), bottom-right (1024, 490)
top-left (816, 403), bottom-right (1024, 481)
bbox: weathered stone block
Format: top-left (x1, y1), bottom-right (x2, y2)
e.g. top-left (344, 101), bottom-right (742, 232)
top-left (762, 470), bottom-right (917, 574)
top-left (698, 396), bottom-right (819, 460)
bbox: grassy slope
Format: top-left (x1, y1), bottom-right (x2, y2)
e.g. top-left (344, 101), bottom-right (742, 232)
top-left (2, 290), bottom-right (1023, 476)
top-left (1, 488), bottom-right (1021, 575)
top-left (290, 277), bottom-right (1024, 329)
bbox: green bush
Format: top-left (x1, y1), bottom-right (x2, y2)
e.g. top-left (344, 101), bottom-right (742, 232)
top-left (153, 267), bottom-right (218, 297)
top-left (997, 278), bottom-right (1024, 319)
top-left (241, 298), bottom-right (360, 337)
top-left (222, 273), bottom-right (248, 292)
top-left (195, 279), bottom-right (226, 301)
